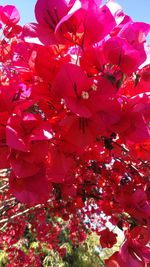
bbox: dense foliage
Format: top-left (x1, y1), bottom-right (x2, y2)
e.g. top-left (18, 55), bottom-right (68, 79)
top-left (0, 0), bottom-right (150, 266)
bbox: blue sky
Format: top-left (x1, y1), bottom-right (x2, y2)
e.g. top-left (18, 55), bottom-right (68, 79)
top-left (0, 0), bottom-right (150, 25)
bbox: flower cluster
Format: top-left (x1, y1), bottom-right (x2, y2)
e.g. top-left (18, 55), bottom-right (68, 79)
top-left (0, 0), bottom-right (150, 266)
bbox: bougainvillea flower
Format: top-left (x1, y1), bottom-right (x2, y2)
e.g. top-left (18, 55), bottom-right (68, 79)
top-left (22, 22), bottom-right (58, 45)
top-left (55, 1), bottom-right (116, 46)
top-left (124, 113), bottom-right (150, 144)
top-left (34, 45), bottom-right (70, 83)
top-left (117, 188), bottom-right (150, 223)
top-left (9, 169), bottom-right (50, 204)
top-left (12, 42), bottom-right (35, 69)
top-left (0, 5), bottom-right (20, 25)
top-left (111, 14), bottom-right (132, 37)
top-left (0, 84), bottom-right (17, 112)
top-left (23, 0), bottom-right (68, 45)
top-left (9, 141), bottom-right (49, 178)
top-left (103, 36), bottom-right (146, 74)
top-left (35, 0), bottom-right (68, 29)
top-left (3, 24), bottom-right (22, 39)
top-left (46, 144), bottom-right (75, 183)
top-left (52, 63), bottom-right (94, 117)
top-left (106, 226), bottom-right (150, 267)
top-left (99, 228), bottom-right (117, 248)
top-left (96, 76), bottom-right (118, 98)
top-left (119, 68), bottom-right (150, 97)
top-left (59, 114), bottom-right (105, 149)
top-left (6, 107), bottom-right (53, 152)
top-left (119, 22), bottom-right (150, 47)
top-left (140, 45), bottom-right (150, 69)
top-left (97, 98), bottom-right (121, 134)
top-left (52, 63), bottom-right (120, 118)
top-left (113, 93), bottom-right (150, 144)
top-left (80, 45), bottom-right (106, 75)
top-left (140, 63), bottom-right (150, 82)
top-left (118, 22), bottom-right (150, 66)
top-left (1, 0), bottom-right (150, 263)
top-left (6, 115), bottom-right (30, 152)
top-left (129, 93), bottom-right (150, 121)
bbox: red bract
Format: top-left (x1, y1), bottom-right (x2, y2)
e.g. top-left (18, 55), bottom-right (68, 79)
top-left (9, 141), bottom-right (48, 178)
top-left (106, 226), bottom-right (150, 267)
top-left (35, 0), bottom-right (68, 29)
top-left (9, 169), bottom-right (50, 204)
top-left (118, 22), bottom-right (150, 47)
top-left (116, 188), bottom-right (150, 225)
top-left (99, 228), bottom-right (117, 248)
top-left (141, 64), bottom-right (150, 82)
top-left (52, 63), bottom-right (94, 117)
top-left (3, 24), bottom-right (22, 38)
top-left (6, 103), bottom-right (53, 152)
top-left (103, 36), bottom-right (145, 74)
top-left (0, 0), bottom-right (150, 266)
top-left (1, 5), bottom-right (20, 25)
top-left (22, 0), bottom-right (68, 45)
top-left (80, 45), bottom-right (105, 75)
top-left (59, 114), bottom-right (104, 149)
top-left (35, 45), bottom-right (70, 83)
top-left (46, 144), bottom-right (75, 183)
top-left (55, 1), bottom-right (116, 46)
top-left (22, 22), bottom-right (58, 45)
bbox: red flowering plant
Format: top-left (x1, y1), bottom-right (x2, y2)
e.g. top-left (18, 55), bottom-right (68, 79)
top-left (0, 0), bottom-right (150, 266)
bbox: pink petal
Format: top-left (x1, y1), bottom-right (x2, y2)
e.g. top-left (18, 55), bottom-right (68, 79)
top-left (1, 5), bottom-right (20, 25)
top-left (35, 0), bottom-right (68, 29)
top-left (30, 122), bottom-right (53, 141)
top-left (22, 23), bottom-right (57, 45)
top-left (6, 125), bottom-right (28, 152)
top-left (9, 170), bottom-right (50, 204)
